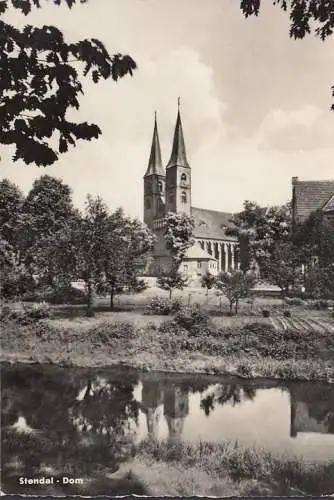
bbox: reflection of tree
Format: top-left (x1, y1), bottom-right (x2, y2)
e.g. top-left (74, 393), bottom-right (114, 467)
top-left (290, 385), bottom-right (334, 436)
top-left (1, 366), bottom-right (141, 495)
top-left (200, 384), bottom-right (256, 416)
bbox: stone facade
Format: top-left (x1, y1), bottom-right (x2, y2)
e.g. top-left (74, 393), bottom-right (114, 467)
top-left (143, 106), bottom-right (239, 279)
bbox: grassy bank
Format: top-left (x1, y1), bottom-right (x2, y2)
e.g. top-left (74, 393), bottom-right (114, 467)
top-left (124, 439), bottom-right (334, 496)
top-left (1, 299), bottom-right (334, 382)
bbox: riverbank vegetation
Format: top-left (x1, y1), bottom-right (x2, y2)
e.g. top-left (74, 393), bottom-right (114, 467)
top-left (130, 438), bottom-right (334, 497)
top-left (2, 290), bottom-right (333, 382)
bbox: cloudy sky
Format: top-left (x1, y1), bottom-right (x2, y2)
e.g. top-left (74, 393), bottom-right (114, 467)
top-left (1, 0), bottom-right (334, 218)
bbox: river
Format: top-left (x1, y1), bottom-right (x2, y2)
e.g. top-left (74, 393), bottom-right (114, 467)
top-left (1, 363), bottom-right (334, 495)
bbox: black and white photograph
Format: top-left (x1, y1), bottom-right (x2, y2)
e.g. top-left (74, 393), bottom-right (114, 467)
top-left (1, 0), bottom-right (334, 497)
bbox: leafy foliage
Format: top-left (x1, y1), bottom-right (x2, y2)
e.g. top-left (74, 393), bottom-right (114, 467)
top-left (228, 201), bottom-right (292, 274)
top-left (0, 0), bottom-right (137, 165)
top-left (157, 269), bottom-right (188, 299)
top-left (264, 241), bottom-right (303, 295)
top-left (201, 271), bottom-right (216, 296)
top-left (163, 212), bottom-right (195, 265)
top-left (98, 209), bottom-right (155, 309)
top-left (215, 270), bottom-right (256, 314)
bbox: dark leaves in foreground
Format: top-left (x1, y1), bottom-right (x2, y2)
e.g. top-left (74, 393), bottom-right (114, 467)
top-left (0, 0), bottom-right (137, 166)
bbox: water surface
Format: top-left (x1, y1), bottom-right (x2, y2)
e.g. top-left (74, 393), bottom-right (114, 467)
top-left (2, 364), bottom-right (334, 495)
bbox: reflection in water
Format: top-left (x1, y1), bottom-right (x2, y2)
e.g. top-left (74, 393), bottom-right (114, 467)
top-left (1, 364), bottom-right (334, 495)
top-left (290, 385), bottom-right (334, 437)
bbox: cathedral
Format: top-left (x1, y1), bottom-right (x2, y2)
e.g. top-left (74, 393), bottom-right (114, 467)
top-left (143, 104), bottom-right (239, 280)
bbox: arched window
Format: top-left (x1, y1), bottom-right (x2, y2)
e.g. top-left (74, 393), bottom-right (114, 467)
top-left (181, 173), bottom-right (187, 182)
top-left (158, 181), bottom-right (163, 193)
top-left (181, 191), bottom-right (187, 204)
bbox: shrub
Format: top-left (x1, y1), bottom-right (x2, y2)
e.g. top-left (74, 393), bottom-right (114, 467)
top-left (307, 299), bottom-right (334, 310)
top-left (173, 305), bottom-right (210, 330)
top-left (144, 296), bottom-right (173, 315)
top-left (261, 309), bottom-right (270, 318)
top-left (284, 297), bottom-right (305, 306)
top-left (1, 302), bottom-right (52, 325)
top-left (87, 321), bottom-right (136, 343)
top-left (23, 285), bottom-right (86, 305)
top-left (283, 310), bottom-right (291, 317)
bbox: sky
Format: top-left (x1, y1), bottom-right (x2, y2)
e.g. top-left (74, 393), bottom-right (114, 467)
top-left (1, 0), bottom-right (334, 218)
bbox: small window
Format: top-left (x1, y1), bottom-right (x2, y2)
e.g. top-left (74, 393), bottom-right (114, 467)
top-left (183, 264), bottom-right (188, 272)
top-left (181, 191), bottom-right (187, 203)
top-left (158, 181), bottom-right (163, 193)
top-left (197, 261), bottom-right (202, 268)
top-left (181, 173), bottom-right (187, 182)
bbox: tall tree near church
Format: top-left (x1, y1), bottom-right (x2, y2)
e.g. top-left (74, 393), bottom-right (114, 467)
top-left (75, 195), bottom-right (109, 315)
top-left (0, 0), bottom-right (136, 166)
top-left (98, 209), bottom-right (155, 309)
top-left (240, 1), bottom-right (334, 108)
top-left (227, 201), bottom-right (291, 275)
top-left (163, 212), bottom-right (195, 267)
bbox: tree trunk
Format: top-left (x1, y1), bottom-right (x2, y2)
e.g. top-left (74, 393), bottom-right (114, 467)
top-left (86, 280), bottom-right (94, 317)
top-left (229, 300), bottom-right (233, 313)
top-left (169, 288), bottom-right (173, 300)
top-left (110, 287), bottom-right (114, 310)
top-left (235, 300), bottom-right (239, 314)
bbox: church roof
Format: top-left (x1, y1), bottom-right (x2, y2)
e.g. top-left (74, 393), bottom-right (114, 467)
top-left (191, 207), bottom-right (237, 241)
top-left (183, 245), bottom-right (216, 261)
top-left (166, 109), bottom-right (190, 169)
top-left (292, 178), bottom-right (334, 222)
top-left (145, 114), bottom-right (164, 177)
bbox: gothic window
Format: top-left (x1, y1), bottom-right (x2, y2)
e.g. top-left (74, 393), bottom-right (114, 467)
top-left (181, 191), bottom-right (187, 204)
top-left (181, 173), bottom-right (187, 182)
top-left (145, 198), bottom-right (151, 209)
top-left (158, 181), bottom-right (163, 193)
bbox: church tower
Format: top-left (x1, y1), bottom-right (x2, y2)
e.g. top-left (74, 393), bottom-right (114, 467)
top-left (143, 113), bottom-right (166, 229)
top-left (165, 101), bottom-right (191, 216)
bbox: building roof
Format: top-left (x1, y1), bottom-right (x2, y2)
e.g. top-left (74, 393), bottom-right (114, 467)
top-left (144, 114), bottom-right (165, 177)
top-left (292, 178), bottom-right (334, 222)
top-left (166, 109), bottom-right (190, 169)
top-left (191, 207), bottom-right (237, 241)
top-left (183, 245), bottom-right (216, 261)
top-left (323, 194), bottom-right (334, 213)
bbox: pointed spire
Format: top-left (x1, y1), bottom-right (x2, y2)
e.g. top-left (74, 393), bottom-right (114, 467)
top-left (167, 99), bottom-right (190, 169)
top-left (145, 112), bottom-right (164, 177)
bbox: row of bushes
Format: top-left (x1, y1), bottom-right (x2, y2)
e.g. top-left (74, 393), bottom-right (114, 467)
top-left (0, 302), bottom-right (53, 325)
top-left (284, 297), bottom-right (334, 309)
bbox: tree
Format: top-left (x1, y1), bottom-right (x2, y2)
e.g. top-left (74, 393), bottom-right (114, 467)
top-left (157, 268), bottom-right (188, 300)
top-left (265, 241), bottom-right (302, 296)
top-left (163, 212), bottom-right (195, 266)
top-left (75, 195), bottom-right (109, 315)
top-left (304, 263), bottom-right (334, 299)
top-left (227, 201), bottom-right (291, 275)
top-left (20, 175), bottom-right (76, 282)
top-left (240, 1), bottom-right (334, 108)
top-left (98, 209), bottom-right (155, 309)
top-left (201, 272), bottom-right (216, 300)
top-left (293, 209), bottom-right (334, 267)
top-left (0, 179), bottom-right (24, 245)
top-left (215, 269), bottom-right (256, 314)
top-left (0, 0), bottom-right (136, 166)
